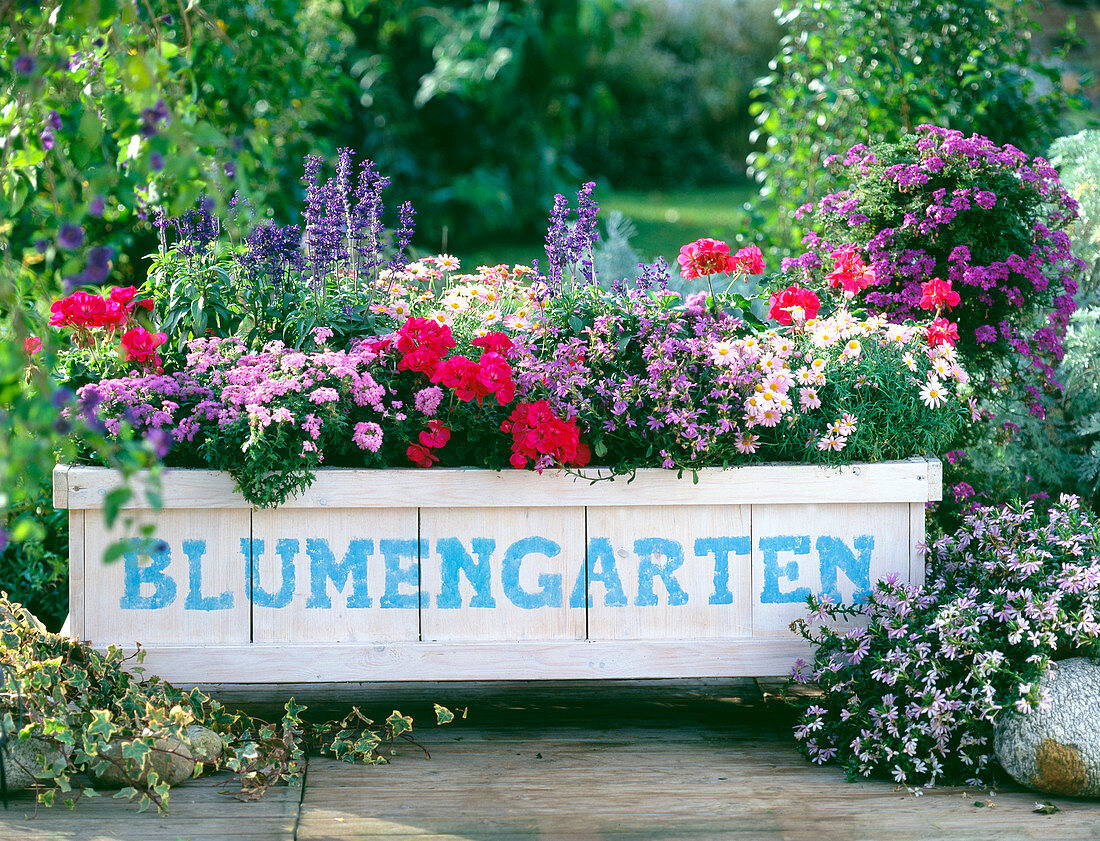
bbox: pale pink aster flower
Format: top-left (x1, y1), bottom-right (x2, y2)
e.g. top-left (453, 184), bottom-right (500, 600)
top-left (735, 432), bottom-right (760, 454)
top-left (919, 378), bottom-right (947, 409)
top-left (711, 340), bottom-right (736, 366)
top-left (800, 387), bottom-right (822, 410)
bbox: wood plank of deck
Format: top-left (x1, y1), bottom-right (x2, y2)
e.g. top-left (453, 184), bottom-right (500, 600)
top-left (2, 680), bottom-right (1098, 841)
top-left (293, 681), bottom-right (1099, 841)
top-left (0, 772), bottom-right (300, 841)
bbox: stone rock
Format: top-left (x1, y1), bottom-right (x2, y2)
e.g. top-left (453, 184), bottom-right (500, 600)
top-left (185, 725), bottom-right (224, 764)
top-left (1, 738), bottom-right (64, 791)
top-left (90, 736), bottom-right (196, 789)
top-left (994, 657), bottom-right (1100, 797)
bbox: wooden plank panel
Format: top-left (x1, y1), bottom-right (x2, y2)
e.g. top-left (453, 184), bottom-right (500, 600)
top-left (420, 507), bottom-right (586, 642)
top-left (93, 639), bottom-right (813, 683)
top-left (910, 501), bottom-right (927, 588)
top-left (61, 458), bottom-right (941, 510)
top-left (586, 505), bottom-right (751, 640)
top-left (750, 503), bottom-right (910, 638)
top-left (81, 509), bottom-right (250, 647)
top-left (67, 510), bottom-right (85, 640)
top-left (251, 507), bottom-right (420, 643)
top-left (51, 462), bottom-right (69, 508)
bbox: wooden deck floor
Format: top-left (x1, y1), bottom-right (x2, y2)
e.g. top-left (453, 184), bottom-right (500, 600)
top-left (2, 680), bottom-right (1098, 841)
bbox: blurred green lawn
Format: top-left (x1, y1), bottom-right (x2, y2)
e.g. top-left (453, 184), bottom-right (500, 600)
top-left (457, 184), bottom-right (756, 270)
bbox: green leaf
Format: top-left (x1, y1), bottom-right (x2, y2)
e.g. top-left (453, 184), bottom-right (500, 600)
top-left (433, 704), bottom-right (455, 726)
top-left (386, 711), bottom-right (413, 738)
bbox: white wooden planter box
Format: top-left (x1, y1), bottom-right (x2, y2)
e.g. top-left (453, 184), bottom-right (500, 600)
top-left (54, 458), bottom-right (941, 684)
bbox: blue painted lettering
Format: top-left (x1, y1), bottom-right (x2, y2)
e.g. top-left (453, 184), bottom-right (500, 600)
top-left (759, 535), bottom-right (812, 604)
top-left (246, 538), bottom-right (297, 609)
top-left (120, 539), bottom-right (177, 610)
top-left (817, 535), bottom-right (873, 603)
top-left (380, 539), bottom-right (422, 609)
top-left (502, 536), bottom-right (562, 609)
top-left (306, 538), bottom-right (373, 609)
top-left (571, 538), bottom-right (627, 608)
top-left (436, 537), bottom-right (497, 609)
top-left (695, 536), bottom-right (750, 605)
top-left (183, 539), bottom-right (233, 611)
top-left (635, 538), bottom-right (688, 606)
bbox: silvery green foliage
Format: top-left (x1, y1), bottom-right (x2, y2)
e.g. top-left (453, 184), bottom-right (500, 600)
top-left (592, 211), bottom-right (642, 289)
top-left (1049, 130), bottom-right (1100, 304)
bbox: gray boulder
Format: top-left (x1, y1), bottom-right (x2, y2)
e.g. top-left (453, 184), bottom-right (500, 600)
top-left (90, 736), bottom-right (195, 789)
top-left (185, 725), bottom-right (224, 765)
top-left (1, 738), bottom-right (65, 791)
top-left (995, 657), bottom-right (1100, 797)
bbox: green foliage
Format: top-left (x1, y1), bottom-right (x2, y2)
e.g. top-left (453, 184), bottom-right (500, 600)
top-left (750, 0), bottom-right (1076, 249)
top-left (1050, 129), bottom-right (1100, 303)
top-left (570, 0), bottom-right (779, 188)
top-left (0, 493), bottom-right (68, 633)
top-left (341, 0), bottom-right (632, 248)
top-left (0, 595), bottom-right (456, 810)
top-left (951, 306), bottom-right (1100, 516)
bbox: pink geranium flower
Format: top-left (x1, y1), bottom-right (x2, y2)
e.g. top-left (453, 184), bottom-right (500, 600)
top-left (768, 284), bottom-right (820, 325)
top-left (677, 238), bottom-right (735, 280)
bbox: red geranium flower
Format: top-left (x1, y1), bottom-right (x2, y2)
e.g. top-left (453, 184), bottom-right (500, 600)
top-left (732, 244), bottom-right (765, 275)
top-left (418, 419), bottom-right (451, 449)
top-left (395, 317), bottom-right (456, 376)
top-left (471, 331), bottom-right (515, 357)
top-left (24, 336), bottom-right (42, 354)
top-left (109, 286), bottom-right (138, 307)
top-left (501, 400), bottom-right (589, 470)
top-left (407, 442), bottom-right (439, 468)
top-left (926, 317), bottom-right (959, 347)
top-left (826, 245), bottom-right (876, 297)
top-left (677, 238), bottom-right (735, 281)
top-left (768, 283), bottom-right (820, 325)
top-left (919, 278), bottom-right (961, 312)
top-left (120, 326), bottom-right (168, 363)
top-left (50, 291), bottom-right (105, 327)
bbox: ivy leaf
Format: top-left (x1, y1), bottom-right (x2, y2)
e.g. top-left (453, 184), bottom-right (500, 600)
top-left (434, 704), bottom-right (455, 726)
top-left (386, 711), bottom-right (413, 738)
top-left (1033, 802), bottom-right (1060, 815)
top-left (86, 710), bottom-right (116, 743)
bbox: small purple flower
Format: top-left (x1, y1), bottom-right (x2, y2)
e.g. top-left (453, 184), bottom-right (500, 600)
top-left (224, 161), bottom-right (236, 178)
top-left (34, 238), bottom-right (49, 253)
top-left (88, 195), bottom-right (106, 217)
top-left (14, 55), bottom-right (35, 76)
top-left (149, 151), bottom-right (165, 171)
top-left (57, 223), bottom-right (84, 251)
top-left (147, 428), bottom-right (172, 459)
top-left (40, 127), bottom-right (55, 150)
top-left (47, 110), bottom-right (62, 131)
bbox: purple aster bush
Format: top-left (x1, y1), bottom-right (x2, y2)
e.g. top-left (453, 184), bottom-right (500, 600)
top-left (784, 126), bottom-right (1085, 411)
top-left (791, 496), bottom-right (1100, 790)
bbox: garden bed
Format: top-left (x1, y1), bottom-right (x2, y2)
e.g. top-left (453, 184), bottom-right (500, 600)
top-left (54, 457), bottom-right (940, 683)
